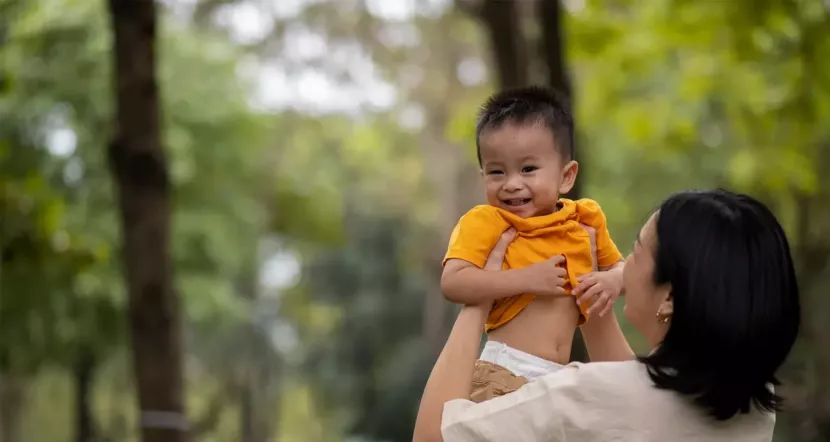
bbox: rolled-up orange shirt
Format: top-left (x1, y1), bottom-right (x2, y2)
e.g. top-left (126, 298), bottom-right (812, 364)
top-left (443, 198), bottom-right (622, 332)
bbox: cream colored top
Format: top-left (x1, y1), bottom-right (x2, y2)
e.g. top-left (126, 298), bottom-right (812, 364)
top-left (441, 360), bottom-right (774, 442)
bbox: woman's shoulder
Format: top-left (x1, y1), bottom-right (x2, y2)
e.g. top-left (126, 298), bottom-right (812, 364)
top-left (538, 360), bottom-right (775, 440)
top-left (536, 360), bottom-right (651, 401)
top-left (541, 360), bottom-right (647, 385)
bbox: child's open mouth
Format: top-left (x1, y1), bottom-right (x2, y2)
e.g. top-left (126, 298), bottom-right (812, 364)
top-left (503, 198), bottom-right (532, 207)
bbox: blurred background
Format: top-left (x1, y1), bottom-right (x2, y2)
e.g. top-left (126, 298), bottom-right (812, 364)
top-left (1, 0), bottom-right (828, 441)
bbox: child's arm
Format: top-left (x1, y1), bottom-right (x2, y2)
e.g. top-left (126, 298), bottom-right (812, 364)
top-left (442, 255), bottom-right (568, 305)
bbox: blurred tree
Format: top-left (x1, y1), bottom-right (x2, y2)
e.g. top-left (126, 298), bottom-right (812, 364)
top-left (1, 4), bottom-right (119, 442)
top-left (457, 0), bottom-right (529, 89)
top-left (2, 0), bottom-right (292, 440)
top-left (106, 0), bottom-right (186, 441)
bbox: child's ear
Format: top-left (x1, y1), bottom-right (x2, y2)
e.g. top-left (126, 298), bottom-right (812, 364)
top-left (558, 160), bottom-right (579, 194)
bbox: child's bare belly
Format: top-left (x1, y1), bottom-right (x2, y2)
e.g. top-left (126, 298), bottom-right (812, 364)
top-left (486, 295), bottom-right (580, 365)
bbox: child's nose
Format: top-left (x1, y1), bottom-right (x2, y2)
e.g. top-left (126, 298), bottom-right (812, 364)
top-left (504, 175), bottom-right (523, 191)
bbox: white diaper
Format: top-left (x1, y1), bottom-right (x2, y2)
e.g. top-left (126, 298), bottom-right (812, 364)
top-left (479, 341), bottom-right (563, 380)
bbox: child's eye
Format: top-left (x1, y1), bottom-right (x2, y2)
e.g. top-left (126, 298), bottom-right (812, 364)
top-left (522, 166), bottom-right (538, 173)
top-left (486, 170), bottom-right (504, 175)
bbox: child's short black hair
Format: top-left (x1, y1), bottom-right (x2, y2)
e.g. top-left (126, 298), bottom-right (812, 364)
top-left (475, 86), bottom-right (574, 165)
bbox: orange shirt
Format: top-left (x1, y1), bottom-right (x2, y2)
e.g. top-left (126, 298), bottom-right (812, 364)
top-left (443, 198), bottom-right (622, 332)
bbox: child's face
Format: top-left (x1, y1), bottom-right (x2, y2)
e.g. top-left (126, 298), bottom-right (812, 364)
top-left (479, 122), bottom-right (577, 218)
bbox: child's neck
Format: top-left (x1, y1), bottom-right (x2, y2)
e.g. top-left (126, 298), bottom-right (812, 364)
top-left (520, 201), bottom-right (562, 219)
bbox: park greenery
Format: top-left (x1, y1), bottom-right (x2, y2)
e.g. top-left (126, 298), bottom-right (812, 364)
top-left (1, 0), bottom-right (828, 441)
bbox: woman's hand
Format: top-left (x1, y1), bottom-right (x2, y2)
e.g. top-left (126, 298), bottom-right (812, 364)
top-left (483, 227), bottom-right (517, 271)
top-left (466, 227), bottom-right (517, 314)
top-left (462, 228), bottom-right (517, 319)
top-left (581, 224), bottom-right (598, 272)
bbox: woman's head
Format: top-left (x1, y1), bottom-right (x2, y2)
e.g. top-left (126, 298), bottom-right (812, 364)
top-left (622, 189), bottom-right (800, 420)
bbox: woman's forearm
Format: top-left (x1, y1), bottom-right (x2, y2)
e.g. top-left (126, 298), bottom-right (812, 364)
top-left (580, 261), bottom-right (634, 361)
top-left (413, 305), bottom-right (489, 442)
top-left (580, 310), bottom-right (635, 362)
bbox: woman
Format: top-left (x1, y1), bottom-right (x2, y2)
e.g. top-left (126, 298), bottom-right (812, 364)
top-left (413, 189), bottom-right (800, 441)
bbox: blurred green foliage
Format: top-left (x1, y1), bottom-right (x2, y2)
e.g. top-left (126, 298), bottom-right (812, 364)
top-left (1, 0), bottom-right (828, 441)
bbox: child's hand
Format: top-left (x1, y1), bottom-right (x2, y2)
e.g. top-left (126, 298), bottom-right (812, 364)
top-left (573, 269), bottom-right (623, 317)
top-left (522, 255), bottom-right (568, 296)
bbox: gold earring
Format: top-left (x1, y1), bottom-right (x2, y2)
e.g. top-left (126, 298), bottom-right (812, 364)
top-left (655, 311), bottom-right (670, 324)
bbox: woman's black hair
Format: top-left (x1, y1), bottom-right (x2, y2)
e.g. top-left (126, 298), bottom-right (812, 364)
top-left (639, 189), bottom-right (800, 420)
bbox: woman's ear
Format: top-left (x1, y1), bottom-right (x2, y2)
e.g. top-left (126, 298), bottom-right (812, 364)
top-left (658, 288), bottom-right (673, 316)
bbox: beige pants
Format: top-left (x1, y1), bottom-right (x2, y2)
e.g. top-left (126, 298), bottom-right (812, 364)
top-left (470, 341), bottom-right (564, 403)
top-left (470, 359), bottom-right (529, 403)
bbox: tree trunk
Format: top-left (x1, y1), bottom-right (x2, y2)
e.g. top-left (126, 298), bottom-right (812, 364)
top-left (74, 351), bottom-right (96, 442)
top-left (539, 0), bottom-right (572, 98)
top-left (0, 372), bottom-right (25, 442)
top-left (421, 108), bottom-right (460, 355)
top-left (537, 0), bottom-right (589, 363)
top-left (479, 0), bottom-right (530, 89)
top-left (239, 382), bottom-right (254, 442)
top-left (106, 1), bottom-right (187, 441)
top-left (538, 0), bottom-right (580, 199)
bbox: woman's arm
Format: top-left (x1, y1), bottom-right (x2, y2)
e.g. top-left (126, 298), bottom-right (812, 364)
top-left (580, 308), bottom-right (635, 362)
top-left (413, 228), bottom-right (516, 442)
top-left (575, 226), bottom-right (634, 362)
top-left (412, 303), bottom-right (490, 442)
top-left (579, 262), bottom-right (634, 362)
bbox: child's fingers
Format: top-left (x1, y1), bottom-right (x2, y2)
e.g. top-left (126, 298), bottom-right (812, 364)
top-left (586, 293), bottom-right (609, 315)
top-left (576, 272), bottom-right (595, 283)
top-left (572, 280), bottom-right (591, 297)
top-left (575, 275), bottom-right (600, 296)
top-left (577, 284), bottom-right (603, 306)
top-left (598, 300), bottom-right (614, 317)
top-left (547, 254), bottom-right (566, 266)
top-left (595, 292), bottom-right (619, 317)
